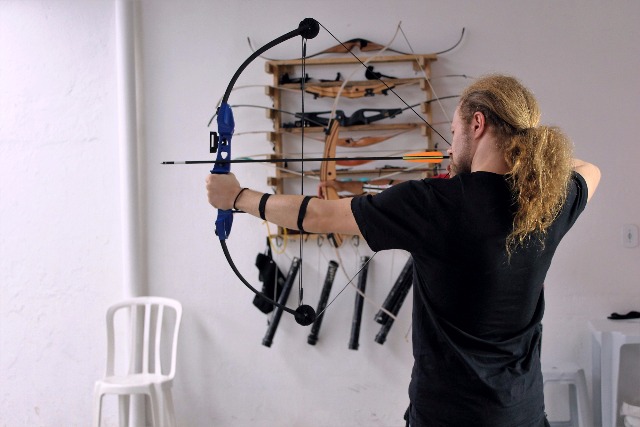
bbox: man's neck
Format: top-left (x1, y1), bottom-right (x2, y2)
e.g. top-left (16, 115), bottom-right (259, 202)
top-left (471, 136), bottom-right (509, 174)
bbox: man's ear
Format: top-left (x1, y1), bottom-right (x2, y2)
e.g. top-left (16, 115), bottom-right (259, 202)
top-left (472, 111), bottom-right (486, 137)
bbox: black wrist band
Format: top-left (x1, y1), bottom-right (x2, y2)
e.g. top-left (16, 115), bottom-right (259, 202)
top-left (233, 188), bottom-right (248, 210)
top-left (297, 196), bottom-right (314, 233)
top-left (259, 193), bottom-right (271, 220)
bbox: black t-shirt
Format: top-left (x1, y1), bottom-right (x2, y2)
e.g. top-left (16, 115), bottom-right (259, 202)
top-left (351, 172), bottom-right (588, 427)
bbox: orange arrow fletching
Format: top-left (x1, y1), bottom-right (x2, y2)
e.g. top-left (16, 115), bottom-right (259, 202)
top-left (402, 151), bottom-right (445, 163)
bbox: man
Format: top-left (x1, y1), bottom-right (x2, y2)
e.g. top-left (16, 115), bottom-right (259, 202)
top-left (206, 74), bottom-right (600, 426)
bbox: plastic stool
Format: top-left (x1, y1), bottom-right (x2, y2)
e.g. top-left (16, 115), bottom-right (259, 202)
top-left (590, 320), bottom-right (640, 427)
top-left (543, 363), bottom-right (593, 427)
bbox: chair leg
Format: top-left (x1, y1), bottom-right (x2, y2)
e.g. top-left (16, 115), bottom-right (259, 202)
top-left (163, 387), bottom-right (176, 427)
top-left (147, 388), bottom-right (162, 427)
top-left (575, 370), bottom-right (594, 427)
top-left (118, 395), bottom-right (130, 427)
top-left (153, 389), bottom-right (165, 427)
top-left (568, 385), bottom-right (578, 427)
top-left (92, 392), bottom-right (103, 427)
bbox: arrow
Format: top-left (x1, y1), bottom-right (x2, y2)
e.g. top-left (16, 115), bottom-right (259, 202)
top-left (163, 151), bottom-right (448, 165)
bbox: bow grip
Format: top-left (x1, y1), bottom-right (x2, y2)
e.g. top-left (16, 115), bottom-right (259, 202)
top-left (211, 102), bottom-right (236, 240)
top-left (211, 103), bottom-right (235, 174)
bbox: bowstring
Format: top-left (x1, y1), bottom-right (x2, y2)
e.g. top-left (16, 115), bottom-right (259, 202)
top-left (298, 36), bottom-right (307, 308)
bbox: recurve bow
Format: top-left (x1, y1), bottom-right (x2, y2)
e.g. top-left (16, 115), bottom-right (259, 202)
top-left (247, 27), bottom-right (465, 61)
top-left (319, 120), bottom-right (344, 248)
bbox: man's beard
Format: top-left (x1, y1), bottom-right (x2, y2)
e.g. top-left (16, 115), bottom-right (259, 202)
top-left (450, 131), bottom-right (473, 175)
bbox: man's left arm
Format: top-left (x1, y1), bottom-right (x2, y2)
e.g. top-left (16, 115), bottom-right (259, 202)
top-left (206, 173), bottom-right (360, 235)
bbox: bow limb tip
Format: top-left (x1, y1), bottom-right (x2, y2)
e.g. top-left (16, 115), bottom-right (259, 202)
top-left (298, 18), bottom-right (320, 39)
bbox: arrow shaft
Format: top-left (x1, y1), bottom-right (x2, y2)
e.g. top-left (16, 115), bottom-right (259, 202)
top-left (164, 154), bottom-right (448, 165)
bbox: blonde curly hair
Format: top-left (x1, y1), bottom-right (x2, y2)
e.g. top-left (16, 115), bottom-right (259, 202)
top-left (458, 75), bottom-right (574, 254)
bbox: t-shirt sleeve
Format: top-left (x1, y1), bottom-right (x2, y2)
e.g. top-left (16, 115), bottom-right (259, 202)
top-left (561, 171), bottom-right (589, 228)
top-left (351, 180), bottom-right (432, 252)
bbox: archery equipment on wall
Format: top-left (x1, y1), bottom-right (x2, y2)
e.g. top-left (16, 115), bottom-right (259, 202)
top-left (375, 260), bottom-right (413, 345)
top-left (265, 52), bottom-right (443, 232)
top-left (349, 256), bottom-right (371, 350)
top-left (262, 257), bottom-right (302, 347)
top-left (253, 238), bottom-right (286, 314)
top-left (375, 257), bottom-right (413, 325)
top-left (307, 260), bottom-right (339, 345)
top-left (319, 121), bottom-right (344, 247)
top-left (281, 96), bottom-right (458, 128)
top-left (365, 65), bottom-right (397, 80)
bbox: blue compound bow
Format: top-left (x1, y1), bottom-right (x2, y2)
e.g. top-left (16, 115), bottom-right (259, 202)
top-left (210, 18), bottom-right (320, 326)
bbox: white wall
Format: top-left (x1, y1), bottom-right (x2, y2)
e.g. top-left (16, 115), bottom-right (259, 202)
top-left (0, 1), bottom-right (122, 425)
top-left (1, 1), bottom-right (639, 426)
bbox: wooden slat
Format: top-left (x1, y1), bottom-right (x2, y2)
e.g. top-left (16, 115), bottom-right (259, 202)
top-left (266, 54), bottom-right (437, 72)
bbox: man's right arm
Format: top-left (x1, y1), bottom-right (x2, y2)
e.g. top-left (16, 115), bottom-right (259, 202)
top-left (573, 159), bottom-right (601, 202)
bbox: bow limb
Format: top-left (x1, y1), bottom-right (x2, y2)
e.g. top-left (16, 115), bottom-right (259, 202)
top-left (339, 128), bottom-right (416, 147)
top-left (232, 128), bottom-right (416, 149)
top-left (209, 84), bottom-right (304, 127)
top-left (319, 120), bottom-right (344, 248)
top-left (307, 37), bottom-right (409, 58)
top-left (310, 28), bottom-right (465, 58)
top-left (301, 127), bottom-right (416, 148)
top-left (336, 159), bottom-right (372, 167)
top-left (303, 80), bottom-right (399, 99)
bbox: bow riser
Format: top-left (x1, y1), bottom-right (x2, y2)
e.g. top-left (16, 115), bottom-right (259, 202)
top-left (212, 103), bottom-right (235, 241)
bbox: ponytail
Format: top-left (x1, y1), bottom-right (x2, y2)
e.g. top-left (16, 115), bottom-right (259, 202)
top-left (458, 75), bottom-right (574, 255)
top-left (504, 126), bottom-right (573, 253)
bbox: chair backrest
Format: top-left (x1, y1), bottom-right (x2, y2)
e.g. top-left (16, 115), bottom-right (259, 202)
top-left (105, 297), bottom-right (182, 378)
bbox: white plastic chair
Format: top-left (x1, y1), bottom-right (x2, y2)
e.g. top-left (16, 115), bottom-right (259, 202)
top-left (542, 363), bottom-right (593, 427)
top-left (589, 320), bottom-right (640, 427)
top-left (92, 297), bottom-right (183, 427)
